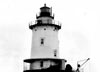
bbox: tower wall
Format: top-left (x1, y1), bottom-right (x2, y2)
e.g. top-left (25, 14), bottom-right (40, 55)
top-left (31, 26), bottom-right (59, 58)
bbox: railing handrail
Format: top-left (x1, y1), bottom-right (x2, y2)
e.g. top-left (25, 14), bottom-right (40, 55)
top-left (29, 20), bottom-right (61, 26)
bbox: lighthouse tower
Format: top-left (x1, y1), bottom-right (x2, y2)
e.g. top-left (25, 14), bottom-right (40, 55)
top-left (24, 4), bottom-right (66, 72)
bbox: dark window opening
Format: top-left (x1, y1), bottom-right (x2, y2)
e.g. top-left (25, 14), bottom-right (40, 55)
top-left (37, 20), bottom-right (42, 24)
top-left (41, 38), bottom-right (44, 45)
top-left (54, 50), bottom-right (57, 57)
top-left (35, 29), bottom-right (37, 31)
top-left (54, 54), bottom-right (56, 57)
top-left (44, 28), bottom-right (46, 30)
top-left (40, 61), bottom-right (43, 67)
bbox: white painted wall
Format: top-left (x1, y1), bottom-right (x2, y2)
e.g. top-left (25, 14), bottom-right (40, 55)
top-left (31, 26), bottom-right (59, 58)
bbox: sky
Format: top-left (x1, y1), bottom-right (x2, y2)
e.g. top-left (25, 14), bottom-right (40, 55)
top-left (0, 0), bottom-right (100, 72)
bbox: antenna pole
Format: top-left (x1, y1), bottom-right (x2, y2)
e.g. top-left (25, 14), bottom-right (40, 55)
top-left (76, 58), bottom-right (90, 72)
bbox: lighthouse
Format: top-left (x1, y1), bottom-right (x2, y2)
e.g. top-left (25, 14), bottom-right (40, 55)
top-left (24, 4), bottom-right (67, 72)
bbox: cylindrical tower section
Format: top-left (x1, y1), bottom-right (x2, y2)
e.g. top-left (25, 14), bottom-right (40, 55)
top-left (31, 25), bottom-right (60, 58)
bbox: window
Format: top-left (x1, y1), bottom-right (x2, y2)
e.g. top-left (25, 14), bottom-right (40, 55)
top-left (54, 50), bottom-right (57, 57)
top-left (40, 61), bottom-right (43, 67)
top-left (35, 29), bottom-right (37, 31)
top-left (40, 38), bottom-right (44, 45)
top-left (44, 28), bottom-right (46, 30)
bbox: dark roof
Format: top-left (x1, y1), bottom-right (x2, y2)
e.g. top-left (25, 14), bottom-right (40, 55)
top-left (40, 6), bottom-right (50, 9)
top-left (29, 23), bottom-right (61, 30)
top-left (40, 4), bottom-right (50, 9)
top-left (24, 58), bottom-right (66, 63)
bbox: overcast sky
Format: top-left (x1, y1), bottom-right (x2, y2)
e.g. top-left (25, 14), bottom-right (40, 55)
top-left (0, 0), bottom-right (100, 72)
